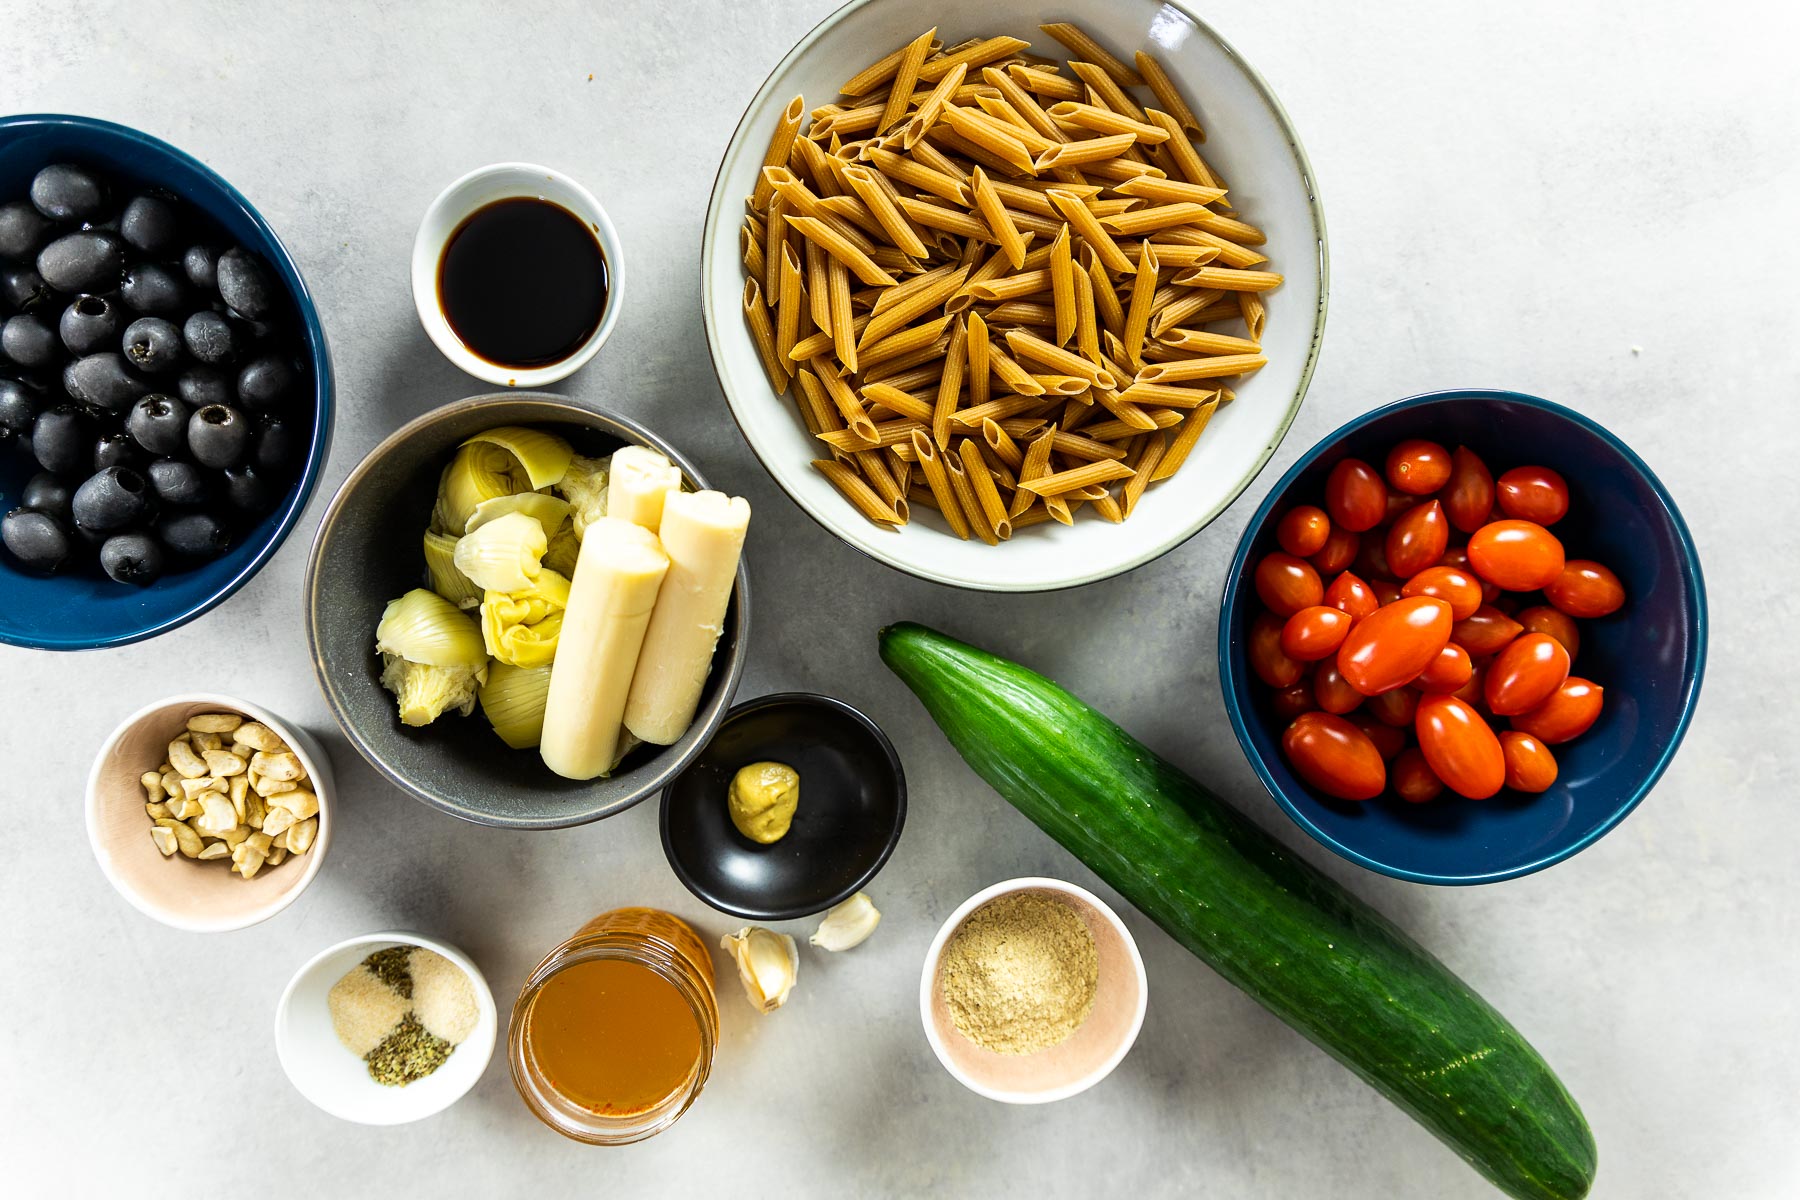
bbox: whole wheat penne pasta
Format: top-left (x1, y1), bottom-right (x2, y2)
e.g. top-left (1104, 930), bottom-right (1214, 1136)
top-left (1116, 381), bottom-right (1222, 409)
top-left (1024, 374), bottom-right (1088, 395)
top-left (1071, 266), bottom-right (1102, 364)
top-left (908, 137), bottom-right (971, 182)
top-left (983, 178), bottom-right (1064, 217)
top-left (1048, 101), bottom-right (1168, 144)
top-left (860, 383), bottom-right (935, 422)
top-left (866, 147), bottom-right (970, 205)
top-left (1047, 188), bottom-right (1132, 274)
top-left (980, 417), bottom-right (1025, 470)
top-left (878, 28), bottom-right (937, 134)
top-left (984, 300), bottom-right (1056, 327)
top-left (1154, 225), bottom-right (1267, 268)
top-left (1082, 407), bottom-right (1182, 442)
top-left (940, 108), bottom-right (1037, 175)
top-left (1157, 328), bottom-right (1263, 355)
top-left (1092, 385), bottom-right (1158, 431)
top-left (792, 369), bottom-right (834, 435)
top-left (965, 100), bottom-right (1060, 153)
top-left (1114, 176), bottom-right (1228, 206)
top-left (970, 168), bottom-right (1031, 269)
top-left (839, 166), bottom-right (931, 258)
top-left (1009, 430), bottom-right (1054, 517)
top-left (1083, 157), bottom-right (1166, 184)
top-left (790, 316), bottom-right (861, 363)
top-left (817, 418), bottom-right (924, 453)
top-left (943, 445), bottom-right (998, 544)
top-left (901, 61), bottom-right (968, 149)
top-left (1049, 429), bottom-right (1128, 462)
top-left (1037, 23), bottom-right (1142, 87)
top-left (863, 333), bottom-right (951, 382)
top-left (1004, 328), bottom-right (1114, 387)
top-left (753, 97), bottom-right (806, 212)
top-left (1122, 240), bottom-right (1158, 366)
top-left (786, 216), bottom-right (898, 287)
top-left (802, 238), bottom-right (832, 330)
top-left (816, 193), bottom-right (891, 242)
top-left (870, 261), bottom-right (959, 313)
top-left (763, 168), bottom-right (877, 251)
top-left (1083, 253), bottom-right (1127, 333)
top-left (790, 134), bottom-right (838, 194)
top-left (1151, 396), bottom-right (1220, 481)
top-left (855, 449), bottom-right (909, 519)
top-left (840, 38), bottom-right (940, 96)
top-left (1239, 291), bottom-right (1268, 341)
top-left (741, 220), bottom-right (767, 287)
top-left (812, 458), bottom-right (903, 525)
top-left (895, 194), bottom-right (994, 242)
top-left (1096, 203), bottom-right (1211, 237)
top-left (858, 264), bottom-right (968, 347)
top-left (919, 35), bottom-right (1029, 82)
top-left (968, 268), bottom-right (1052, 302)
top-left (1132, 50), bottom-right (1201, 138)
top-left (874, 360), bottom-right (946, 393)
top-left (763, 194), bottom-right (789, 305)
top-left (1170, 265), bottom-right (1284, 292)
top-left (858, 315), bottom-right (952, 370)
top-left (1149, 288), bottom-right (1226, 337)
top-left (1001, 207), bottom-right (1068, 243)
top-left (1019, 458), bottom-right (1134, 496)
top-left (825, 257), bottom-right (858, 373)
top-left (978, 66), bottom-right (1066, 143)
top-left (775, 243), bottom-right (807, 366)
top-left (744, 278), bottom-right (788, 392)
top-left (909, 430), bottom-right (971, 538)
top-left (952, 396), bottom-right (1048, 430)
top-left (1187, 209), bottom-right (1266, 247)
top-left (956, 437), bottom-right (1013, 539)
top-left (966, 309), bottom-right (992, 409)
top-left (1064, 61), bottom-right (1147, 125)
top-left (1120, 430), bottom-right (1167, 518)
top-left (1049, 225), bottom-right (1076, 345)
top-left (807, 356), bottom-right (878, 441)
top-left (1008, 63), bottom-right (1083, 101)
top-left (1033, 133), bottom-right (1138, 171)
top-left (1189, 299), bottom-right (1247, 325)
top-left (1135, 353), bottom-right (1266, 383)
top-left (1125, 243), bottom-right (1220, 269)
top-left (932, 316), bottom-right (969, 448)
top-left (1144, 109), bottom-right (1222, 189)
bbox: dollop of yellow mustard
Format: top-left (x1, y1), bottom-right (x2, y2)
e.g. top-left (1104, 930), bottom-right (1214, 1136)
top-left (728, 761), bottom-right (800, 844)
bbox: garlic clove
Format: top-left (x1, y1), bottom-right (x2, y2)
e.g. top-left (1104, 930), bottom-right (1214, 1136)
top-left (719, 926), bottom-right (798, 1014)
top-left (809, 892), bottom-right (881, 952)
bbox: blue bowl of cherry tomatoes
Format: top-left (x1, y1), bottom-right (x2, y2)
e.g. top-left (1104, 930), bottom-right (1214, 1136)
top-left (1218, 389), bottom-right (1707, 885)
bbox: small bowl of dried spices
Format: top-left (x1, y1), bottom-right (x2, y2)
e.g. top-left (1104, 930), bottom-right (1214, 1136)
top-left (275, 931), bottom-right (497, 1125)
top-left (919, 878), bottom-right (1147, 1105)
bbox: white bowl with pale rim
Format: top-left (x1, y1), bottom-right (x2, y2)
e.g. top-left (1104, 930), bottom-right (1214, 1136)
top-left (700, 0), bottom-right (1327, 591)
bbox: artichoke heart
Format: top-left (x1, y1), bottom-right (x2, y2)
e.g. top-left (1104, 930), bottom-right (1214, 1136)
top-left (480, 569), bottom-right (571, 668)
top-left (465, 490), bottom-right (571, 536)
top-left (380, 656), bottom-right (486, 727)
top-left (479, 661), bottom-right (553, 749)
top-left (463, 426), bottom-right (574, 490)
top-left (453, 511), bottom-right (547, 593)
top-left (542, 517), bottom-right (580, 578)
top-left (375, 588), bottom-right (488, 668)
top-left (423, 530), bottom-right (482, 609)
top-left (432, 441), bottom-right (527, 534)
top-left (555, 453), bottom-right (611, 539)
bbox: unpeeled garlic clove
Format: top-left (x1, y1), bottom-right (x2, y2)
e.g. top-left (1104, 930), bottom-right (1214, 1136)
top-left (719, 926), bottom-right (798, 1014)
top-left (809, 892), bottom-right (881, 952)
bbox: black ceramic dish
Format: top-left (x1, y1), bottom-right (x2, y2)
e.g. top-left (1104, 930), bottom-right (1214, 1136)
top-left (661, 692), bottom-right (905, 920)
top-left (304, 393), bottom-right (750, 829)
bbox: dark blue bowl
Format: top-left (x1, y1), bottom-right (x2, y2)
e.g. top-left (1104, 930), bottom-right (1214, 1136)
top-left (0, 114), bottom-right (332, 650)
top-left (1219, 389), bottom-right (1706, 884)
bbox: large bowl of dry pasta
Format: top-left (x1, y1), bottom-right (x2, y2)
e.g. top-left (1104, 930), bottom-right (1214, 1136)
top-left (702, 0), bottom-right (1327, 591)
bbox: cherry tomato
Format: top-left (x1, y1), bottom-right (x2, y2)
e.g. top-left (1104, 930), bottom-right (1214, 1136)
top-left (1414, 693), bottom-right (1506, 799)
top-left (1310, 526), bottom-right (1359, 575)
top-left (1496, 465), bottom-right (1570, 526)
top-left (1351, 712), bottom-right (1407, 760)
top-left (1390, 747), bottom-right (1444, 804)
top-left (1416, 642), bottom-right (1474, 693)
top-left (1438, 544), bottom-right (1472, 571)
top-left (1442, 445), bottom-right (1495, 533)
top-left (1380, 488), bottom-right (1415, 526)
top-left (1313, 660), bottom-right (1364, 715)
top-left (1336, 596), bottom-right (1453, 696)
top-left (1370, 578), bottom-right (1402, 606)
top-left (1367, 685), bottom-right (1419, 727)
top-left (1467, 519), bottom-right (1565, 591)
top-left (1510, 677), bottom-right (1604, 744)
top-left (1280, 605), bottom-right (1353, 662)
top-left (1450, 604), bottom-right (1524, 657)
top-left (1484, 632), bottom-right (1571, 716)
top-left (1325, 458), bottom-right (1386, 532)
top-left (1323, 571), bottom-right (1380, 623)
top-left (1385, 499), bottom-right (1449, 580)
top-left (1499, 731), bottom-right (1558, 793)
top-left (1518, 604), bottom-right (1580, 661)
top-left (1544, 559), bottom-right (1625, 619)
top-left (1254, 552), bottom-right (1324, 617)
top-left (1276, 505), bottom-right (1332, 557)
top-left (1353, 532), bottom-right (1392, 582)
top-left (1452, 661), bottom-right (1486, 708)
top-left (1385, 438), bottom-right (1452, 495)
top-left (1272, 680), bottom-right (1318, 720)
top-left (1281, 712), bottom-right (1387, 801)
top-left (1401, 565), bottom-right (1482, 621)
top-left (1248, 611), bottom-right (1304, 689)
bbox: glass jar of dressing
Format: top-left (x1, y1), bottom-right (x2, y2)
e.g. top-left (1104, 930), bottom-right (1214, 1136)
top-left (508, 907), bottom-right (719, 1144)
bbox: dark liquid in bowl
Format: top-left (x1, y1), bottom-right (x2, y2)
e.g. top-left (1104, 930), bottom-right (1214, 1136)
top-left (437, 197), bottom-right (608, 368)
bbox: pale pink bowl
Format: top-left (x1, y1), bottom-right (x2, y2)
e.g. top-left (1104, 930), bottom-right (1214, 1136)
top-left (84, 693), bottom-right (335, 932)
top-left (920, 877), bottom-right (1148, 1104)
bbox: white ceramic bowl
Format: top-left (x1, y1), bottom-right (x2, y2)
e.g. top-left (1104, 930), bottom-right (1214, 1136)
top-left (412, 162), bottom-right (624, 388)
top-left (85, 693), bottom-right (335, 933)
top-left (276, 930), bottom-right (498, 1125)
top-left (701, 0), bottom-right (1327, 591)
top-left (920, 877), bottom-right (1148, 1104)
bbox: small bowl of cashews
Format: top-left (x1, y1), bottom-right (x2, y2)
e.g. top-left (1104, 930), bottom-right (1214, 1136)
top-left (85, 693), bottom-right (335, 932)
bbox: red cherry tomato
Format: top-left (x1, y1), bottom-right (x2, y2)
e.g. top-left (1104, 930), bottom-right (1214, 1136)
top-left (1385, 500), bottom-right (1450, 581)
top-left (1370, 578), bottom-right (1403, 606)
top-left (1248, 611), bottom-right (1304, 689)
top-left (1323, 571), bottom-right (1379, 623)
top-left (1467, 520), bottom-right (1565, 591)
top-left (1414, 693), bottom-right (1506, 799)
top-left (1281, 606), bottom-right (1353, 662)
top-left (1310, 526), bottom-right (1359, 575)
top-left (1544, 559), bottom-right (1625, 619)
top-left (1325, 458), bottom-right (1386, 532)
top-left (1351, 712), bottom-right (1407, 760)
top-left (1313, 660), bottom-right (1364, 715)
top-left (1353, 532), bottom-right (1392, 582)
top-left (1281, 712), bottom-right (1387, 801)
top-left (1449, 604), bottom-right (1524, 657)
top-left (1485, 633), bottom-right (1572, 716)
top-left (1254, 552), bottom-right (1324, 617)
top-left (1385, 438), bottom-right (1452, 495)
top-left (1272, 680), bottom-right (1318, 720)
top-left (1438, 544), bottom-right (1472, 571)
top-left (1380, 488), bottom-right (1415, 526)
top-left (1452, 661), bottom-right (1486, 708)
top-left (1416, 642), bottom-right (1474, 693)
top-left (1510, 677), bottom-right (1604, 744)
top-left (1276, 505), bottom-right (1332, 557)
top-left (1496, 465), bottom-right (1570, 526)
top-left (1517, 605), bottom-right (1580, 661)
top-left (1367, 685), bottom-right (1419, 727)
top-left (1499, 731), bottom-right (1558, 793)
top-left (1390, 747), bottom-right (1444, 803)
top-left (1442, 446), bottom-right (1495, 533)
top-left (1401, 566), bottom-right (1482, 621)
top-left (1336, 596), bottom-right (1453, 696)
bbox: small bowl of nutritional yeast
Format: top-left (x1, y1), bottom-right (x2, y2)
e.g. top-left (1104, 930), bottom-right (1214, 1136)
top-left (275, 930), bottom-right (498, 1125)
top-left (920, 877), bottom-right (1146, 1105)
top-left (412, 162), bottom-right (622, 388)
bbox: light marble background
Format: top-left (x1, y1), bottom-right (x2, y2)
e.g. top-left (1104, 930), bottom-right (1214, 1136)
top-left (2, 1), bottom-right (1796, 1196)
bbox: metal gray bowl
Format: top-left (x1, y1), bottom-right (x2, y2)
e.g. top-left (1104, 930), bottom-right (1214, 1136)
top-left (304, 393), bottom-right (750, 829)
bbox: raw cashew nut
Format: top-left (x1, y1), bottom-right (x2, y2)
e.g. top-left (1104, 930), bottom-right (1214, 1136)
top-left (187, 713), bottom-right (243, 734)
top-left (202, 750), bottom-right (246, 777)
top-left (268, 790), bottom-right (318, 820)
top-left (249, 751), bottom-right (303, 782)
top-left (232, 722), bottom-right (284, 753)
top-left (168, 738), bottom-right (208, 779)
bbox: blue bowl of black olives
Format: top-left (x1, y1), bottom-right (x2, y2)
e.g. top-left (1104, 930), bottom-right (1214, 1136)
top-left (0, 114), bottom-right (332, 650)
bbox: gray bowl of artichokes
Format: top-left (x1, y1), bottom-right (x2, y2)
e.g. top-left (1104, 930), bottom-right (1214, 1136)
top-left (305, 394), bottom-right (751, 829)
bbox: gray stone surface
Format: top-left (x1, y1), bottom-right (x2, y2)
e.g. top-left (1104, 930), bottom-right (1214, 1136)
top-left (2, 1), bottom-right (1795, 1195)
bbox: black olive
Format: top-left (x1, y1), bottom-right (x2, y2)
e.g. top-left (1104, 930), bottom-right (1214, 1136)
top-left (62, 352), bottom-right (145, 411)
top-left (121, 316), bottom-right (184, 374)
top-left (176, 364), bottom-right (231, 409)
top-left (29, 164), bottom-right (107, 223)
top-left (1, 313), bottom-right (59, 369)
top-left (0, 378), bottom-right (46, 434)
top-left (157, 510), bottom-right (230, 558)
top-left (118, 195), bottom-right (181, 257)
top-left (71, 465), bottom-right (149, 532)
top-left (188, 403), bottom-right (249, 468)
top-left (1, 265), bottom-right (54, 313)
top-left (146, 457), bottom-right (209, 506)
top-left (125, 393), bottom-right (189, 456)
top-left (99, 530), bottom-right (166, 585)
top-left (182, 309), bottom-right (238, 364)
top-left (58, 294), bottom-right (119, 356)
top-left (36, 229), bottom-right (126, 293)
top-left (1, 507), bottom-right (71, 572)
top-left (0, 201), bottom-right (54, 262)
top-left (28, 406), bottom-right (88, 475)
top-left (118, 261), bottom-right (185, 315)
top-left (20, 472), bottom-right (73, 523)
top-left (215, 247), bottom-right (276, 319)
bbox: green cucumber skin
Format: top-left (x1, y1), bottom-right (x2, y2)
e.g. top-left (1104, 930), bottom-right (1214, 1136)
top-left (880, 622), bottom-right (1595, 1200)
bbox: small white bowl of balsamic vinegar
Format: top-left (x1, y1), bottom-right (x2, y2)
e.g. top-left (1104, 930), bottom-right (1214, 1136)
top-left (411, 162), bottom-right (623, 388)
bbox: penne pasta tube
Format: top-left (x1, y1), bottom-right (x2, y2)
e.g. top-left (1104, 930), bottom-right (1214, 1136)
top-left (1156, 328), bottom-right (1263, 355)
top-left (1050, 429), bottom-right (1128, 461)
top-left (965, 309), bottom-right (992, 409)
top-left (1120, 430), bottom-right (1167, 518)
top-left (1122, 240), bottom-right (1158, 366)
top-left (805, 239), bottom-right (832, 330)
top-left (1037, 22), bottom-right (1143, 87)
top-left (752, 96), bottom-right (806, 211)
top-left (879, 28), bottom-right (937, 134)
top-left (895, 194), bottom-right (994, 242)
top-left (743, 278), bottom-right (789, 394)
top-left (856, 449), bottom-right (909, 520)
top-left (1116, 381), bottom-right (1223, 409)
top-left (1066, 60), bottom-right (1148, 124)
top-left (1151, 396), bottom-right (1220, 481)
top-left (940, 107), bottom-right (1037, 176)
top-left (966, 99), bottom-right (1060, 153)
top-left (1240, 291), bottom-right (1268, 342)
top-left (951, 394), bottom-right (1048, 428)
top-left (817, 418), bottom-right (924, 451)
top-left (839, 38), bottom-right (941, 97)
top-left (867, 146), bottom-right (971, 204)
top-left (826, 256), bottom-right (858, 373)
top-left (901, 61), bottom-right (968, 149)
top-left (858, 314), bottom-right (952, 369)
top-left (958, 438), bottom-right (1013, 540)
top-left (979, 66), bottom-right (1066, 142)
top-left (1145, 109), bottom-right (1221, 189)
top-left (1047, 101), bottom-right (1169, 144)
top-left (1007, 63), bottom-right (1084, 102)
top-left (933, 315), bottom-right (969, 447)
top-left (943, 443), bottom-right (998, 545)
top-left (1018, 457), bottom-right (1135, 496)
top-left (1082, 408), bottom-right (1183, 442)
top-left (1047, 188), bottom-right (1132, 274)
top-left (859, 265), bottom-right (969, 346)
top-left (1134, 353), bottom-right (1267, 383)
top-left (1155, 224), bottom-right (1268, 268)
top-left (918, 35), bottom-right (1030, 82)
top-left (981, 417), bottom-right (1025, 469)
top-left (794, 369), bottom-right (838, 436)
top-left (1135, 51), bottom-right (1203, 140)
top-left (786, 215), bottom-right (899, 287)
top-left (1169, 266), bottom-right (1285, 292)
top-left (810, 357), bottom-right (879, 441)
top-left (1099, 203), bottom-right (1216, 237)
top-left (1050, 224), bottom-right (1076, 346)
top-left (1148, 288), bottom-right (1225, 339)
top-left (1004, 328), bottom-right (1114, 387)
top-left (910, 430), bottom-right (970, 538)
top-left (1114, 175), bottom-right (1228, 206)
top-left (774, 242), bottom-right (806, 367)
top-left (970, 167), bottom-right (1031, 269)
top-left (968, 268), bottom-right (1053, 302)
top-left (860, 382), bottom-right (935, 422)
top-left (812, 458), bottom-right (903, 526)
top-left (1034, 133), bottom-right (1137, 170)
